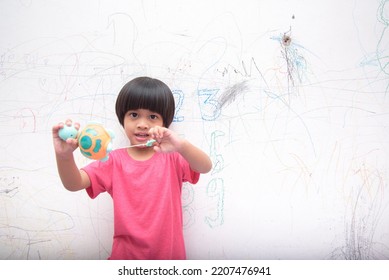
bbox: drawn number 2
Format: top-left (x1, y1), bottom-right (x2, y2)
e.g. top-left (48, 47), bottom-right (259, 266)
top-left (172, 89), bottom-right (184, 122)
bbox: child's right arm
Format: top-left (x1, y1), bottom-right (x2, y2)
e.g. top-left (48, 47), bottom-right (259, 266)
top-left (52, 120), bottom-right (91, 191)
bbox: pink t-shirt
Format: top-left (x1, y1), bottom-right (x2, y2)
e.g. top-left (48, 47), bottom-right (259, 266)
top-left (82, 148), bottom-right (200, 260)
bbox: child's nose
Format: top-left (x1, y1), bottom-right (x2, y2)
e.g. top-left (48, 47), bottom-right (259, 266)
top-left (137, 120), bottom-right (149, 130)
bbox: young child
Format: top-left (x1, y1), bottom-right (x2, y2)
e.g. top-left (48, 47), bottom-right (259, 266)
top-left (52, 76), bottom-right (212, 259)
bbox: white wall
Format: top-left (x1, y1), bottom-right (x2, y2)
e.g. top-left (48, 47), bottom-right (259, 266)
top-left (0, 0), bottom-right (388, 259)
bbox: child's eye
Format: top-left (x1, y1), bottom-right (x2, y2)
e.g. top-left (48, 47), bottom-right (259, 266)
top-left (129, 112), bottom-right (138, 119)
top-left (149, 115), bottom-right (158, 120)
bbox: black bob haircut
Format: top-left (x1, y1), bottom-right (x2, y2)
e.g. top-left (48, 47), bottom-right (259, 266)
top-left (115, 77), bottom-right (175, 128)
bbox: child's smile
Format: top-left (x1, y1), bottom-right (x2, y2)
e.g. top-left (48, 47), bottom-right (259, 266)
top-left (134, 132), bottom-right (151, 143)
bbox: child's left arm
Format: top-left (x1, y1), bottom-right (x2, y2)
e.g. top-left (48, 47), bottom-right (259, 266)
top-left (149, 126), bottom-right (212, 174)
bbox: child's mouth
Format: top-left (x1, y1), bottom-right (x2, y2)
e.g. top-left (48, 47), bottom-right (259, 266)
top-left (135, 133), bottom-right (150, 142)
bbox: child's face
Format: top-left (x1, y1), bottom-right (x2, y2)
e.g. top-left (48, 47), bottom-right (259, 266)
top-left (123, 108), bottom-right (164, 146)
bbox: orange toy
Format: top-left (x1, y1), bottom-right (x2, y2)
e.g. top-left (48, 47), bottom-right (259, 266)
top-left (78, 123), bottom-right (114, 161)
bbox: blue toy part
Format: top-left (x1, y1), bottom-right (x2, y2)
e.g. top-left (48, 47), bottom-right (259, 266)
top-left (58, 124), bottom-right (78, 141)
top-left (145, 139), bottom-right (156, 147)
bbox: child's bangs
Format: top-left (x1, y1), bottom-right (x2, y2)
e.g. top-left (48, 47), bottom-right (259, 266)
top-left (126, 86), bottom-right (165, 115)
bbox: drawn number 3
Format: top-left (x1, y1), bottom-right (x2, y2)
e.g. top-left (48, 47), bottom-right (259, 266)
top-left (198, 89), bottom-right (221, 121)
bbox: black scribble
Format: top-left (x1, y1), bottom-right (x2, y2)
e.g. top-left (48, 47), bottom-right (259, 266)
top-left (282, 33), bottom-right (292, 47)
top-left (330, 167), bottom-right (389, 259)
top-left (218, 80), bottom-right (249, 109)
top-left (278, 27), bottom-right (308, 93)
top-left (0, 176), bottom-right (20, 198)
top-left (217, 58), bottom-right (269, 88)
top-left (0, 186), bottom-right (19, 197)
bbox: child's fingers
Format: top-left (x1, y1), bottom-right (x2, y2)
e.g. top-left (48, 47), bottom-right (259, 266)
top-left (149, 126), bottom-right (165, 140)
top-left (64, 119), bottom-right (80, 130)
top-left (53, 120), bottom-right (79, 142)
top-left (153, 145), bottom-right (162, 153)
top-left (66, 138), bottom-right (79, 149)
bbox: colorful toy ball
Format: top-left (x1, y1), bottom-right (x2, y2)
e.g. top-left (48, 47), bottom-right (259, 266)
top-left (78, 123), bottom-right (114, 162)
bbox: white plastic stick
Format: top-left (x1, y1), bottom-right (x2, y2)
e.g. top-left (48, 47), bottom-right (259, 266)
top-left (127, 139), bottom-right (156, 148)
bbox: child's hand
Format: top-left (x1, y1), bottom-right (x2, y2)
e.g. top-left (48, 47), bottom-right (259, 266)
top-left (148, 126), bottom-right (183, 153)
top-left (149, 126), bottom-right (212, 173)
top-left (52, 119), bottom-right (80, 159)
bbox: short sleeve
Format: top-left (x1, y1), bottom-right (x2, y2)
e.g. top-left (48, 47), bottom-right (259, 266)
top-left (81, 156), bottom-right (113, 199)
top-left (178, 153), bottom-right (200, 184)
